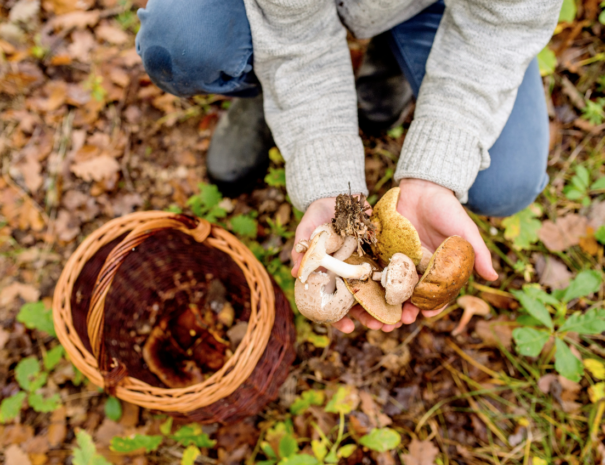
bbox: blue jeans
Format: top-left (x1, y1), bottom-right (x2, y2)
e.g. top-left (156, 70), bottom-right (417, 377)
top-left (137, 0), bottom-right (549, 217)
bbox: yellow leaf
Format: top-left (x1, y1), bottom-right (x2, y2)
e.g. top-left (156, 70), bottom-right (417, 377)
top-left (588, 382), bottom-right (605, 403)
top-left (532, 458), bottom-right (547, 465)
top-left (584, 359), bottom-right (605, 380)
top-left (518, 418), bottom-right (530, 427)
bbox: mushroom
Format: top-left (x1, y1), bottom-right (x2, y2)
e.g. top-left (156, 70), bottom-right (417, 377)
top-left (370, 187), bottom-right (423, 267)
top-left (295, 271), bottom-right (356, 323)
top-left (142, 321), bottom-right (204, 389)
top-left (417, 246), bottom-right (432, 275)
top-left (343, 254), bottom-right (403, 325)
top-left (411, 236), bottom-right (475, 311)
top-left (295, 223), bottom-right (345, 255)
top-left (372, 253), bottom-right (419, 306)
top-left (451, 295), bottom-right (490, 336)
top-left (298, 231), bottom-right (372, 283)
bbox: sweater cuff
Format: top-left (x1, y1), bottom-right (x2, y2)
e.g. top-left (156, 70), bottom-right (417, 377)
top-left (394, 118), bottom-right (490, 204)
top-left (285, 135), bottom-right (368, 211)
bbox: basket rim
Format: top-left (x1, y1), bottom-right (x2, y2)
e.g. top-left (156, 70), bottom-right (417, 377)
top-left (52, 211), bottom-right (275, 412)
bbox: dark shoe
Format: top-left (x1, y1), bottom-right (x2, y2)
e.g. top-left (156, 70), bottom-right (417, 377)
top-left (207, 94), bottom-right (273, 197)
top-left (356, 33), bottom-right (413, 134)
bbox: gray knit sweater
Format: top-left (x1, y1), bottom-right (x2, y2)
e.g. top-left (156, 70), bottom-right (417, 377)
top-left (242, 0), bottom-right (562, 211)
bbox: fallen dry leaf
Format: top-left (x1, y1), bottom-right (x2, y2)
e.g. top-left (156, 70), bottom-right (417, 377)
top-left (579, 227), bottom-right (600, 256)
top-left (5, 444), bottom-right (32, 465)
top-left (534, 254), bottom-right (572, 290)
top-left (0, 327), bottom-right (10, 350)
top-left (538, 214), bottom-right (588, 252)
top-left (401, 439), bottom-right (439, 465)
top-left (14, 155), bottom-right (42, 193)
top-left (54, 209), bottom-right (80, 243)
top-left (71, 155), bottom-right (120, 182)
top-left (95, 23), bottom-right (129, 45)
top-left (47, 407), bottom-right (67, 447)
top-left (588, 201), bottom-right (605, 230)
top-left (0, 281), bottom-right (40, 306)
top-left (475, 318), bottom-right (513, 350)
top-left (359, 390), bottom-right (392, 428)
top-left (67, 29), bottom-right (95, 62)
top-left (42, 0), bottom-right (94, 15)
top-left (9, 0), bottom-right (40, 23)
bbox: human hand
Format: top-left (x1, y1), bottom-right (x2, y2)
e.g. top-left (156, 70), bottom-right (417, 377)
top-left (291, 197), bottom-right (403, 334)
top-left (396, 178), bottom-right (498, 323)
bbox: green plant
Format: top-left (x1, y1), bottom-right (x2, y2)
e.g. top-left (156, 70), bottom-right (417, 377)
top-left (116, 1), bottom-right (139, 32)
top-left (267, 218), bottom-right (294, 239)
top-left (17, 301), bottom-right (56, 337)
top-left (72, 430), bottom-right (112, 465)
top-left (186, 182), bottom-right (227, 223)
top-left (104, 396), bottom-right (122, 422)
top-left (265, 167), bottom-right (286, 188)
top-left (230, 213), bottom-right (258, 239)
top-left (581, 98), bottom-right (605, 125)
top-left (562, 165), bottom-right (605, 206)
top-left (84, 73), bottom-right (107, 103)
top-left (512, 271), bottom-right (605, 382)
top-left (501, 204), bottom-right (542, 250)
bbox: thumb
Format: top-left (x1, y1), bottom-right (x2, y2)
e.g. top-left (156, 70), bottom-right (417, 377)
top-left (463, 224), bottom-right (498, 281)
top-left (291, 220), bottom-right (316, 277)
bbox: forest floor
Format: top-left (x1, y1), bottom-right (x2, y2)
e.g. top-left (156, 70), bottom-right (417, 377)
top-left (1, 1), bottom-right (605, 464)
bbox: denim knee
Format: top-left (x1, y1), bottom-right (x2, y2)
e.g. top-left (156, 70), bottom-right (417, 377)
top-left (466, 59), bottom-right (549, 217)
top-left (136, 0), bottom-right (259, 98)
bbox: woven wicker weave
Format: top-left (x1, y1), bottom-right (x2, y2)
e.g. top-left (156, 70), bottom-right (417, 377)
top-left (53, 211), bottom-right (295, 423)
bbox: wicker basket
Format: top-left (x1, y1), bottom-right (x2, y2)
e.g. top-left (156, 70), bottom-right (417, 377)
top-left (53, 211), bottom-right (296, 424)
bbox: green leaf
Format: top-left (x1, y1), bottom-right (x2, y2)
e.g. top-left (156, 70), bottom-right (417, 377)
top-left (574, 165), bottom-right (590, 190)
top-left (265, 168), bottom-right (286, 188)
top-left (584, 359), bottom-right (605, 379)
top-left (28, 392), bottom-right (61, 413)
top-left (195, 183), bottom-right (222, 209)
top-left (104, 396), bottom-right (122, 422)
top-left (0, 391), bottom-right (27, 423)
top-left (262, 442), bottom-right (278, 460)
top-left (290, 389), bottom-right (325, 415)
top-left (269, 147), bottom-right (285, 164)
top-left (160, 417), bottom-right (173, 435)
top-left (558, 308), bottom-right (605, 334)
top-left (110, 434), bottom-right (163, 453)
top-left (279, 435), bottom-right (298, 459)
top-left (280, 455), bottom-right (319, 465)
top-left (595, 226), bottom-right (605, 245)
top-left (537, 47), bottom-right (557, 76)
top-left (325, 386), bottom-right (359, 414)
top-left (511, 290), bottom-right (553, 329)
top-left (522, 284), bottom-right (560, 306)
top-left (387, 126), bottom-right (404, 138)
top-left (15, 357), bottom-right (47, 392)
top-left (43, 345), bottom-right (65, 371)
top-left (502, 207), bottom-right (541, 250)
top-left (513, 327), bottom-right (550, 357)
top-left (359, 428), bottom-right (401, 452)
top-left (230, 214), bottom-right (258, 239)
top-left (516, 314), bottom-right (545, 327)
top-left (563, 186), bottom-right (585, 201)
top-left (563, 270), bottom-right (602, 302)
top-left (337, 444), bottom-right (357, 458)
top-left (324, 449), bottom-right (338, 463)
top-left (555, 338), bottom-right (583, 382)
top-left (600, 9), bottom-right (605, 25)
top-left (171, 424), bottom-right (216, 448)
top-left (73, 430), bottom-right (112, 465)
top-left (181, 445), bottom-right (201, 465)
top-left (295, 316), bottom-right (330, 348)
top-left (590, 177), bottom-right (605, 191)
top-left (559, 0), bottom-right (577, 22)
top-left (311, 440), bottom-right (327, 462)
top-left (17, 301), bottom-right (56, 337)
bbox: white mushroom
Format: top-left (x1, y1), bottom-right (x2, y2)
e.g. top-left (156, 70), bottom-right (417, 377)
top-left (298, 232), bottom-right (372, 283)
top-left (295, 272), bottom-right (356, 323)
top-left (294, 223), bottom-right (345, 255)
top-left (372, 253), bottom-right (419, 305)
top-left (451, 295), bottom-right (490, 336)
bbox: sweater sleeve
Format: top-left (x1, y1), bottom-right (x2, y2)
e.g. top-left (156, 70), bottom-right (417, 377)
top-left (242, 0), bottom-right (367, 211)
top-left (394, 0), bottom-right (562, 203)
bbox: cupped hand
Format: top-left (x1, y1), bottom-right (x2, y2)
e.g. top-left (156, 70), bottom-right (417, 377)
top-left (291, 197), bottom-right (403, 334)
top-left (397, 178), bottom-right (498, 324)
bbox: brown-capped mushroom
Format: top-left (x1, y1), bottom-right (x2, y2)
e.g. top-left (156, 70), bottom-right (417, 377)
top-left (298, 231), bottom-right (372, 283)
top-left (411, 236), bottom-right (475, 311)
top-left (295, 271), bottom-right (356, 323)
top-left (370, 187), bottom-right (423, 267)
top-left (142, 321), bottom-right (204, 389)
top-left (343, 254), bottom-right (403, 325)
top-left (451, 295), bottom-right (490, 336)
top-left (372, 253), bottom-right (419, 306)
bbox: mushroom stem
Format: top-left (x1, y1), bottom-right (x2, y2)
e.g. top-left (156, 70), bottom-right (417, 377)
top-left (325, 236), bottom-right (358, 295)
top-left (372, 271), bottom-right (382, 281)
top-left (451, 295), bottom-right (490, 336)
top-left (320, 254), bottom-right (371, 281)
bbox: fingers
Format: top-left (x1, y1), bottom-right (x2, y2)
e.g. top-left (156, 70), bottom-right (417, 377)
top-left (331, 316), bottom-right (355, 334)
top-left (462, 223), bottom-right (498, 281)
top-left (291, 220), bottom-right (316, 277)
top-left (402, 302), bottom-right (420, 324)
top-left (348, 306), bottom-right (383, 330)
top-left (421, 305), bottom-right (447, 318)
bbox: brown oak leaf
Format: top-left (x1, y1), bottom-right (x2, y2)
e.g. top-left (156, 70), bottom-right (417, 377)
top-left (538, 214), bottom-right (588, 252)
top-left (401, 439), bottom-right (439, 465)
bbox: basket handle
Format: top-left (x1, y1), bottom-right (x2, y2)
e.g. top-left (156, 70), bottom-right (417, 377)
top-left (86, 214), bottom-right (211, 387)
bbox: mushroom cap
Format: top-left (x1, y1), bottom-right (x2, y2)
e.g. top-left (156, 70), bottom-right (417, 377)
top-left (370, 187), bottom-right (423, 267)
top-left (295, 272), bottom-right (356, 323)
top-left (411, 236), bottom-right (475, 311)
top-left (381, 253), bottom-right (419, 306)
top-left (142, 324), bottom-right (204, 389)
top-left (456, 295), bottom-right (490, 315)
top-left (311, 223), bottom-right (345, 255)
top-left (298, 231), bottom-right (328, 283)
top-left (343, 254), bottom-right (403, 325)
